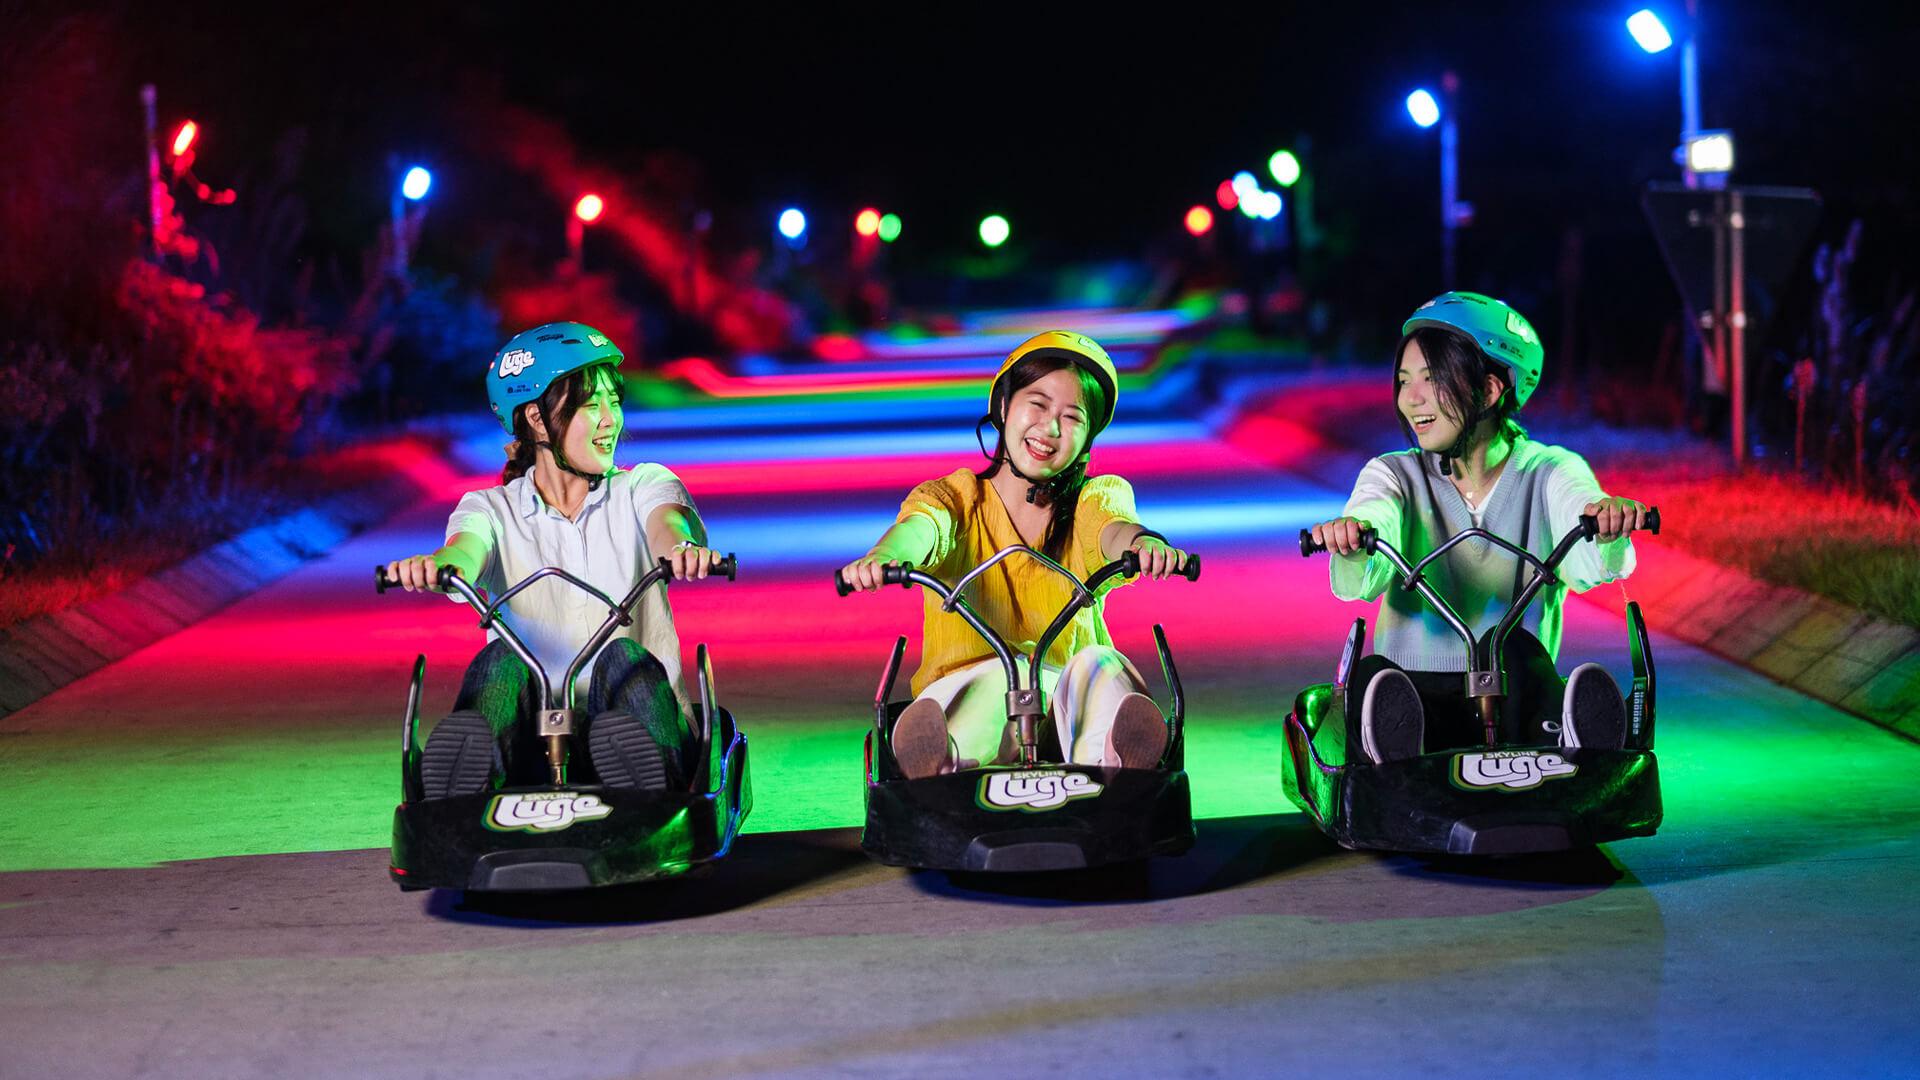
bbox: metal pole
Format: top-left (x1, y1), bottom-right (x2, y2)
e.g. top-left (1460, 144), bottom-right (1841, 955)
top-left (1440, 71), bottom-right (1459, 288)
top-left (566, 215), bottom-right (584, 278)
top-left (388, 156), bottom-right (408, 282)
top-left (1729, 189), bottom-right (1747, 463)
top-left (1681, 0), bottom-right (1701, 187)
top-left (141, 85), bottom-right (162, 257)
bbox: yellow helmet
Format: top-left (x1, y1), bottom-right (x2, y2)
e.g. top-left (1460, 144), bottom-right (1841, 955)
top-left (988, 330), bottom-right (1120, 436)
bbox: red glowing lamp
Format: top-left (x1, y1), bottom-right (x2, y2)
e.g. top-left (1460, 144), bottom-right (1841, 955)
top-left (170, 120), bottom-right (198, 158)
top-left (574, 194), bottom-right (605, 223)
top-left (1214, 179), bottom-right (1238, 212)
top-left (1185, 205), bottom-right (1214, 237)
top-left (854, 208), bottom-right (881, 237)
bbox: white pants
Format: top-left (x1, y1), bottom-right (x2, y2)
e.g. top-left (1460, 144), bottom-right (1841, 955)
top-left (914, 645), bottom-right (1150, 768)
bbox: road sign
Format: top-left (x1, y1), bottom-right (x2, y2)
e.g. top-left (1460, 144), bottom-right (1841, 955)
top-left (1642, 182), bottom-right (1822, 460)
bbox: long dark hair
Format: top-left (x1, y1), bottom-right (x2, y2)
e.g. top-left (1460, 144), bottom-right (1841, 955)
top-left (501, 363), bottom-right (626, 484)
top-left (1394, 326), bottom-right (1527, 454)
top-left (977, 355), bottom-right (1108, 560)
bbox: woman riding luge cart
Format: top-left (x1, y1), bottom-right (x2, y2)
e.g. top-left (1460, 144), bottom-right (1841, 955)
top-left (378, 323), bottom-right (748, 891)
top-left (837, 331), bottom-right (1201, 871)
top-left (1293, 293), bottom-right (1663, 855)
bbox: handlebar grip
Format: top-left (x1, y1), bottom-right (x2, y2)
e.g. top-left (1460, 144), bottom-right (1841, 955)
top-left (881, 564), bottom-right (910, 586)
top-left (1119, 550), bottom-right (1141, 576)
top-left (377, 564), bottom-right (458, 593)
top-left (1182, 553), bottom-right (1202, 581)
top-left (1299, 528), bottom-right (1375, 557)
top-left (833, 569), bottom-right (854, 597)
top-left (1578, 506), bottom-right (1661, 540)
top-left (654, 552), bottom-right (740, 580)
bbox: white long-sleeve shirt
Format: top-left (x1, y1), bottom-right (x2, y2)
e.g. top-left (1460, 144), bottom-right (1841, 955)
top-left (1331, 439), bottom-right (1634, 670)
top-left (446, 465), bottom-right (698, 707)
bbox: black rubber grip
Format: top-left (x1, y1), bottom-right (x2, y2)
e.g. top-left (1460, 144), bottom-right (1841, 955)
top-left (375, 565), bottom-right (395, 593)
top-left (881, 564), bottom-right (909, 586)
top-left (1299, 528), bottom-right (1374, 557)
top-left (1579, 506), bottom-right (1661, 540)
top-left (833, 569), bottom-right (854, 597)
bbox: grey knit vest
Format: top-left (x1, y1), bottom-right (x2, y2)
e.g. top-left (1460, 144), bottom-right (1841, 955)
top-left (1369, 441), bottom-right (1570, 671)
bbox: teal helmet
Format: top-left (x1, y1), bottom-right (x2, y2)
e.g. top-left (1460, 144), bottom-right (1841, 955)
top-left (485, 322), bottom-right (624, 434)
top-left (1401, 292), bottom-right (1543, 409)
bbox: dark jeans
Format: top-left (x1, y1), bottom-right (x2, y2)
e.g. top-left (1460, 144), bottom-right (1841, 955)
top-left (453, 638), bottom-right (689, 787)
top-left (1347, 638), bottom-right (1565, 751)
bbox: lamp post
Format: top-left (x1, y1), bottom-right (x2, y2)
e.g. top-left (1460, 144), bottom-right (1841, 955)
top-left (1408, 73), bottom-right (1467, 288)
top-left (568, 193), bottom-right (604, 277)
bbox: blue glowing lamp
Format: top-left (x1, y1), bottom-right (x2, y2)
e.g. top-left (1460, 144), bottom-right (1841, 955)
top-left (1406, 89), bottom-right (1440, 129)
top-left (1627, 9), bottom-right (1674, 53)
top-left (401, 166), bottom-right (432, 201)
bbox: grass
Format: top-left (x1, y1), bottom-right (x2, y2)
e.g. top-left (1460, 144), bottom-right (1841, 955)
top-left (0, 437), bottom-right (436, 631)
top-left (1598, 458), bottom-right (1920, 628)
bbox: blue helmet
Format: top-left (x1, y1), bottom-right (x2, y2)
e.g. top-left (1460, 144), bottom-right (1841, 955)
top-left (1401, 292), bottom-right (1544, 409)
top-left (485, 322), bottom-right (625, 434)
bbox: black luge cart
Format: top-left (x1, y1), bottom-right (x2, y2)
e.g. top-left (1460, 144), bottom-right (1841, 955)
top-left (837, 545), bottom-right (1200, 872)
top-left (378, 557), bottom-right (750, 891)
top-left (1289, 512), bottom-right (1663, 856)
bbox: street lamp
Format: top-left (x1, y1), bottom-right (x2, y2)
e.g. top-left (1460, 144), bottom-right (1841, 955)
top-left (566, 193), bottom-right (603, 276)
top-left (390, 158), bottom-right (434, 281)
top-left (1627, 5), bottom-right (1711, 188)
top-left (1407, 74), bottom-right (1467, 287)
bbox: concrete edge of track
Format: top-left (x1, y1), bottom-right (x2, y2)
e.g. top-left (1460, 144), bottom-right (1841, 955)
top-left (0, 463), bottom-right (443, 721)
top-left (1250, 382), bottom-right (1920, 746)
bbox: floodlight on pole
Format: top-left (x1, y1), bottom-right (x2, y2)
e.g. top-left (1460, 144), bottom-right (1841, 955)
top-left (1684, 131), bottom-right (1734, 174)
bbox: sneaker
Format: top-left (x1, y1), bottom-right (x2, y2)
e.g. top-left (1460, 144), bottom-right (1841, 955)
top-left (1106, 693), bottom-right (1171, 769)
top-left (1359, 669), bottom-right (1424, 764)
top-left (420, 710), bottom-right (499, 799)
top-left (588, 710), bottom-right (671, 791)
top-left (1561, 663), bottom-right (1628, 751)
top-left (891, 698), bottom-right (955, 779)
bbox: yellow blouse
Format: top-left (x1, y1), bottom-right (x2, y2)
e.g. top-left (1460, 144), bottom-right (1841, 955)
top-left (898, 468), bottom-right (1139, 695)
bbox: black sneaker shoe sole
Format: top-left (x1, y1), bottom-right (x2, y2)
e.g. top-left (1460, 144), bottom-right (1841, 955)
top-left (1564, 663), bottom-right (1628, 751)
top-left (421, 711), bottom-right (497, 800)
top-left (1360, 670), bottom-right (1425, 764)
top-left (589, 711), bottom-right (670, 791)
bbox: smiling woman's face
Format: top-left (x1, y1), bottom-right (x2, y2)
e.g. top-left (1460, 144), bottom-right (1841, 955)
top-left (558, 365), bottom-right (624, 472)
top-left (1001, 366), bottom-right (1093, 479)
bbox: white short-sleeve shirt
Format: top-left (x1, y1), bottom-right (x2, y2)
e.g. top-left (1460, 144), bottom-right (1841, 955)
top-left (445, 464), bottom-right (698, 709)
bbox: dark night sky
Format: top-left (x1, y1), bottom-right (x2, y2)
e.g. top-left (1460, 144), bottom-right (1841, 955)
top-left (54, 0), bottom-right (1920, 349)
